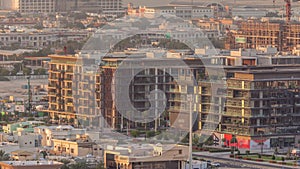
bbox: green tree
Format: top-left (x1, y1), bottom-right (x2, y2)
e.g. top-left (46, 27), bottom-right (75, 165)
top-left (69, 118), bottom-right (75, 124)
top-left (0, 68), bottom-right (10, 76)
top-left (130, 130), bottom-right (140, 138)
top-left (146, 131), bottom-right (155, 138)
top-left (60, 159), bottom-right (71, 169)
top-left (192, 135), bottom-right (199, 146)
top-left (230, 136), bottom-right (237, 144)
top-left (23, 67), bottom-right (32, 75)
top-left (54, 115), bottom-right (59, 121)
top-left (0, 150), bottom-right (10, 161)
top-left (69, 161), bottom-right (88, 169)
top-left (34, 68), bottom-right (47, 75)
top-left (95, 162), bottom-right (105, 169)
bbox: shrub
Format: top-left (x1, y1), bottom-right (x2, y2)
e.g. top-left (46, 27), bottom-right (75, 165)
top-left (272, 155), bottom-right (276, 160)
top-left (246, 150), bottom-right (250, 155)
top-left (258, 154), bottom-right (261, 158)
top-left (237, 150), bottom-right (240, 155)
top-left (146, 131), bottom-right (155, 138)
top-left (130, 130), bottom-right (140, 138)
top-left (281, 157), bottom-right (285, 162)
top-left (0, 76), bottom-right (9, 81)
top-left (27, 117), bottom-right (35, 121)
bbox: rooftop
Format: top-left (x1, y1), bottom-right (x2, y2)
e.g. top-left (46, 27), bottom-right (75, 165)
top-left (1, 161), bottom-right (62, 166)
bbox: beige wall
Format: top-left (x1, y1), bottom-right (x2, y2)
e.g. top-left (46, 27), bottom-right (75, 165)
top-left (52, 139), bottom-right (93, 157)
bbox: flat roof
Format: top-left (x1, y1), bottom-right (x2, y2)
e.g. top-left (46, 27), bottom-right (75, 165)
top-left (1, 161), bottom-right (62, 166)
top-left (0, 49), bottom-right (37, 56)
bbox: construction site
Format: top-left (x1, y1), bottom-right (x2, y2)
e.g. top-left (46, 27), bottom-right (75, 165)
top-left (226, 0), bottom-right (300, 52)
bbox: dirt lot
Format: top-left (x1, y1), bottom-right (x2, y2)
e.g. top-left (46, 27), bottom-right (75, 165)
top-left (0, 79), bottom-right (48, 99)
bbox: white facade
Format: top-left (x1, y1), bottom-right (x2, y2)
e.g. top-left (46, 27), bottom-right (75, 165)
top-left (144, 6), bottom-right (213, 19)
top-left (34, 125), bottom-right (86, 147)
top-left (18, 133), bottom-right (41, 148)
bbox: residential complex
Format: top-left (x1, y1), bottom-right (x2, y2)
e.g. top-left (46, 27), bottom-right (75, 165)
top-left (3, 0), bottom-right (300, 168)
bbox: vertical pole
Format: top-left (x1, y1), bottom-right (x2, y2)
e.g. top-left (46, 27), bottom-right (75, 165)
top-left (27, 76), bottom-right (31, 115)
top-left (188, 94), bottom-right (193, 169)
top-left (155, 68), bottom-right (158, 132)
top-left (261, 134), bottom-right (263, 155)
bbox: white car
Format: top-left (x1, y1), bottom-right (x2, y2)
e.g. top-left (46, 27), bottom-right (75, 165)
top-left (211, 162), bottom-right (220, 167)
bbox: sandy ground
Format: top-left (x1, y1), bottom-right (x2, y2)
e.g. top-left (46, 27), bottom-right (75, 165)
top-left (0, 79), bottom-right (48, 99)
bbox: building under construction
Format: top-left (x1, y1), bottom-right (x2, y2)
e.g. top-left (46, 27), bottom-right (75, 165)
top-left (225, 0), bottom-right (300, 52)
top-left (226, 20), bottom-right (300, 52)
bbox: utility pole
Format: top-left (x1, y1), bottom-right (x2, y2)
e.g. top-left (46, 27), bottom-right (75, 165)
top-left (27, 76), bottom-right (31, 115)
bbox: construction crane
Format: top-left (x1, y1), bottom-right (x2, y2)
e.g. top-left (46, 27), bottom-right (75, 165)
top-left (285, 0), bottom-right (292, 23)
top-left (273, 0), bottom-right (291, 23)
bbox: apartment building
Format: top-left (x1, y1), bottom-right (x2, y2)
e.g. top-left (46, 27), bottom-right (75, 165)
top-left (48, 54), bottom-right (101, 128)
top-left (220, 68), bottom-right (300, 149)
top-left (48, 54), bottom-right (77, 123)
top-left (48, 47), bottom-right (300, 149)
top-left (98, 54), bottom-right (173, 130)
top-left (19, 0), bottom-right (55, 13)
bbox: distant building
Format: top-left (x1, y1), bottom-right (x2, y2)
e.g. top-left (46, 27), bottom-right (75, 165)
top-left (56, 0), bottom-right (125, 16)
top-left (19, 0), bottom-right (55, 13)
top-left (232, 7), bottom-right (268, 18)
top-left (128, 5), bottom-right (214, 19)
top-left (0, 0), bottom-right (19, 10)
top-left (0, 30), bottom-right (89, 49)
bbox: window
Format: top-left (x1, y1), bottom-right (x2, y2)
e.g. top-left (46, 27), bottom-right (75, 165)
top-left (71, 148), bottom-right (74, 154)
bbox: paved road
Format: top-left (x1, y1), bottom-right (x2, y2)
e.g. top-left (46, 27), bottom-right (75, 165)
top-left (193, 152), bottom-right (298, 169)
